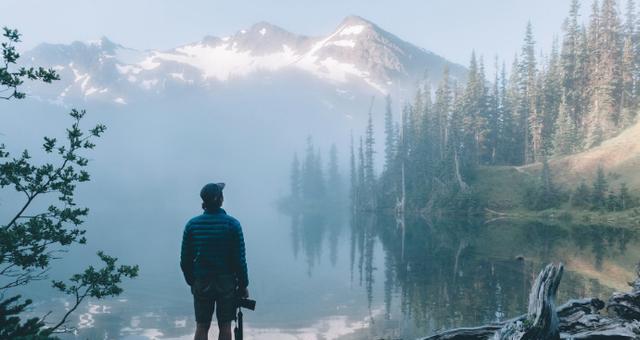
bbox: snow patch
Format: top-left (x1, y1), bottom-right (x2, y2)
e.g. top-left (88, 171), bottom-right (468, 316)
top-left (340, 25), bottom-right (365, 35)
top-left (149, 43), bottom-right (298, 81)
top-left (259, 28), bottom-right (267, 36)
top-left (329, 40), bottom-right (356, 48)
top-left (116, 64), bottom-right (143, 75)
top-left (139, 55), bottom-right (161, 70)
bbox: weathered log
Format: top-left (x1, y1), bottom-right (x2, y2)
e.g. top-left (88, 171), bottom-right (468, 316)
top-left (560, 316), bottom-right (640, 339)
top-left (420, 324), bottom-right (503, 340)
top-left (606, 265), bottom-right (640, 322)
top-left (422, 262), bottom-right (640, 340)
top-left (494, 263), bottom-right (563, 340)
top-left (608, 289), bottom-right (640, 321)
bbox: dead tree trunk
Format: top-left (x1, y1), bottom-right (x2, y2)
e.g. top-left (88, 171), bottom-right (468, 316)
top-left (494, 263), bottom-right (563, 340)
top-left (422, 262), bottom-right (640, 340)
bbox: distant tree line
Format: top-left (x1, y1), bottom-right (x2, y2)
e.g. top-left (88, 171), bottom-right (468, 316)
top-left (348, 0), bottom-right (640, 214)
top-left (281, 137), bottom-right (345, 215)
top-left (525, 162), bottom-right (638, 211)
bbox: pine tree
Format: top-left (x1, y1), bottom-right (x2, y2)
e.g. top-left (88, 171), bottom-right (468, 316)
top-left (541, 38), bottom-right (563, 155)
top-left (585, 0), bottom-right (623, 147)
top-left (290, 153), bottom-right (301, 201)
top-left (621, 36), bottom-right (637, 125)
top-left (434, 65), bottom-right (452, 159)
top-left (497, 61), bottom-right (515, 164)
top-left (520, 22), bottom-right (538, 163)
top-left (486, 57), bottom-right (501, 164)
top-left (350, 133), bottom-right (358, 214)
top-left (621, 0), bottom-right (638, 126)
top-left (314, 148), bottom-right (326, 200)
top-left (619, 182), bottom-right (634, 209)
top-left (461, 51), bottom-right (487, 166)
top-left (383, 95), bottom-right (395, 172)
top-left (557, 0), bottom-right (585, 155)
top-left (572, 180), bottom-right (592, 208)
top-left (302, 137), bottom-right (316, 203)
top-left (592, 165), bottom-right (608, 209)
top-left (327, 144), bottom-right (342, 210)
top-left (606, 190), bottom-right (620, 211)
top-left (534, 156), bottom-right (560, 209)
top-left (364, 103), bottom-right (376, 209)
top-left (358, 137), bottom-right (366, 210)
top-left (553, 96), bottom-right (577, 155)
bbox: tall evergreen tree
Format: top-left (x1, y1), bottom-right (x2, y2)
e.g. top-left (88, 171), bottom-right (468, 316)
top-left (486, 58), bottom-right (501, 164)
top-left (290, 153), bottom-right (301, 201)
top-left (520, 22), bottom-right (540, 163)
top-left (592, 165), bottom-right (609, 209)
top-left (350, 133), bottom-right (358, 214)
top-left (541, 38), bottom-right (563, 155)
top-left (358, 137), bottom-right (366, 210)
top-left (433, 65), bottom-right (452, 159)
top-left (619, 182), bottom-right (634, 209)
top-left (327, 144), bottom-right (342, 209)
top-left (556, 0), bottom-right (585, 154)
top-left (572, 180), bottom-right (592, 208)
top-left (383, 95), bottom-right (395, 172)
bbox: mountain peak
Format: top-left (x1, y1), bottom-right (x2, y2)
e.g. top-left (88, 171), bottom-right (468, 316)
top-left (87, 36), bottom-right (121, 52)
top-left (248, 21), bottom-right (286, 35)
top-left (24, 16), bottom-right (466, 103)
top-left (339, 15), bottom-right (373, 27)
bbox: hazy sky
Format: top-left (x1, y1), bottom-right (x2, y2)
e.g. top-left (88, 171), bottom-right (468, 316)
top-left (1, 0), bottom-right (583, 65)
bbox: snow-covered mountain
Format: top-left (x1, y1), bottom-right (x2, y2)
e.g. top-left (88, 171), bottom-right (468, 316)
top-left (24, 15), bottom-right (465, 105)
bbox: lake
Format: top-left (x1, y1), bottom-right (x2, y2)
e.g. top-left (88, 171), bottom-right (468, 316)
top-left (30, 205), bottom-right (638, 340)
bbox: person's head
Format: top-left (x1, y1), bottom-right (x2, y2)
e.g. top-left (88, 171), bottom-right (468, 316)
top-left (200, 183), bottom-right (225, 211)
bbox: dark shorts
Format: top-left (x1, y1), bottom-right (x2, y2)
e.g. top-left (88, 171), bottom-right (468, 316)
top-left (191, 274), bottom-right (237, 324)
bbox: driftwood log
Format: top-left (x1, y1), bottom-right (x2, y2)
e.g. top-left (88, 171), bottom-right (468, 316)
top-left (422, 263), bottom-right (640, 340)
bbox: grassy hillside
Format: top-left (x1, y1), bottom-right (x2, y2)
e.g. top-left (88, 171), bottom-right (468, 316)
top-left (475, 120), bottom-right (640, 226)
top-left (521, 120), bottom-right (640, 190)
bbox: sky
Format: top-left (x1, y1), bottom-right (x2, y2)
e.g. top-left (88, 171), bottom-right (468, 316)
top-left (0, 0), bottom-right (581, 66)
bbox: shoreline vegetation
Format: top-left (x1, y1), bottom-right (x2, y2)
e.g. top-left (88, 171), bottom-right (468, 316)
top-left (477, 164), bottom-right (640, 228)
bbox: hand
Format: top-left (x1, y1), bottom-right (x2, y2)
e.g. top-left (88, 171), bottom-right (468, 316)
top-left (239, 287), bottom-right (249, 298)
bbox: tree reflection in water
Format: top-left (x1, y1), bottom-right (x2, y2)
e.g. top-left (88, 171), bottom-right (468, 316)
top-left (289, 208), bottom-right (345, 276)
top-left (346, 212), bottom-right (639, 339)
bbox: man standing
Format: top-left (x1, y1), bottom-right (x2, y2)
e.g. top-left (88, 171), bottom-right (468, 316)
top-left (181, 183), bottom-right (249, 340)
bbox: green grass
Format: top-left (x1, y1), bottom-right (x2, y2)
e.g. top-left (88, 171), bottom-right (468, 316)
top-left (475, 165), bottom-right (640, 228)
top-left (474, 165), bottom-right (534, 211)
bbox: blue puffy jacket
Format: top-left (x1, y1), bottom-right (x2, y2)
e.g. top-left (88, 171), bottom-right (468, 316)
top-left (180, 208), bottom-right (249, 289)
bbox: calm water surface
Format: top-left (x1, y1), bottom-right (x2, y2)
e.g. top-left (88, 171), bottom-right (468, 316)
top-left (34, 207), bottom-right (638, 340)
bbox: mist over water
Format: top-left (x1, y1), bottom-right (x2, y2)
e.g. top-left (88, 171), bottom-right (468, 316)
top-left (0, 77), bottom-right (637, 339)
top-left (4, 89), bottom-right (638, 339)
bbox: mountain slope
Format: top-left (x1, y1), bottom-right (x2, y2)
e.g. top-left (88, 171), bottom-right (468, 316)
top-left (546, 120), bottom-right (640, 190)
top-left (474, 121), bottom-right (640, 212)
top-left (23, 15), bottom-right (466, 106)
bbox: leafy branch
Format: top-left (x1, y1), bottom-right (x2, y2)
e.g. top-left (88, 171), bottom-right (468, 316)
top-left (0, 27), bottom-right (59, 100)
top-left (48, 252), bottom-right (139, 333)
top-left (0, 27), bottom-right (138, 338)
